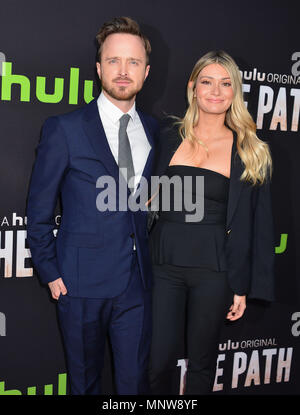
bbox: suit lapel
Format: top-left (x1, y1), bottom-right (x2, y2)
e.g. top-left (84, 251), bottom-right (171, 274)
top-left (82, 99), bottom-right (120, 183)
top-left (160, 129), bottom-right (182, 177)
top-left (136, 110), bottom-right (155, 185)
top-left (83, 101), bottom-right (157, 195)
top-left (226, 131), bottom-right (244, 227)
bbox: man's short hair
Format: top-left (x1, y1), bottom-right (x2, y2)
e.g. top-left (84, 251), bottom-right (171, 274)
top-left (96, 16), bottom-right (151, 64)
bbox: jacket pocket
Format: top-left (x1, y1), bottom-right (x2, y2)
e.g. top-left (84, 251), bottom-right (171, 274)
top-left (56, 229), bottom-right (103, 248)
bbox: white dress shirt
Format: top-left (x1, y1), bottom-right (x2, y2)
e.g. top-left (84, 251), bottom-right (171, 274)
top-left (97, 92), bottom-right (151, 192)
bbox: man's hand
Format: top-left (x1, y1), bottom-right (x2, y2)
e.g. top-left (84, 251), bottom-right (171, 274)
top-left (48, 278), bottom-right (67, 300)
top-left (226, 294), bottom-right (246, 321)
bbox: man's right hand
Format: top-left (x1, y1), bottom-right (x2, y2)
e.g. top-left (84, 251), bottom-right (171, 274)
top-left (48, 278), bottom-right (68, 300)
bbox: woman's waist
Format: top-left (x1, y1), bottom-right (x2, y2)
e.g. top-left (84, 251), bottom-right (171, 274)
top-left (157, 196), bottom-right (227, 224)
top-left (159, 209), bottom-right (227, 225)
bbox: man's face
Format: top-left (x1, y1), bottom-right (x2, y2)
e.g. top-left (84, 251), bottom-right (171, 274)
top-left (96, 33), bottom-right (150, 105)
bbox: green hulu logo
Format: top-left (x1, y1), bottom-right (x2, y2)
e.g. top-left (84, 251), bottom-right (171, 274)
top-left (1, 62), bottom-right (95, 104)
top-left (0, 373), bottom-right (67, 395)
top-left (275, 233), bottom-right (288, 254)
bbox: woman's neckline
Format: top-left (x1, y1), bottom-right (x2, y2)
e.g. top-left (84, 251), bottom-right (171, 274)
top-left (167, 164), bottom-right (230, 180)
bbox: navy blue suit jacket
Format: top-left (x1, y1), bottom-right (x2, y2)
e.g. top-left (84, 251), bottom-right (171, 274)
top-left (27, 98), bottom-right (159, 298)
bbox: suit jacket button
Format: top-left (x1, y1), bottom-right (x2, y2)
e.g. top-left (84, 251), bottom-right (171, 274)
top-left (227, 229), bottom-right (232, 234)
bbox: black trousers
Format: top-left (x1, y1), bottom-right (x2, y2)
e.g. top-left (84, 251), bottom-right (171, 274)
top-left (149, 264), bottom-right (232, 395)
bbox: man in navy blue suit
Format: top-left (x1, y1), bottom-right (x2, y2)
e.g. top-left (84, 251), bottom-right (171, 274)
top-left (26, 16), bottom-right (158, 395)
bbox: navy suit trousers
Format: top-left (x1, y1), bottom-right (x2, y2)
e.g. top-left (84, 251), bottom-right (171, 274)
top-left (57, 252), bottom-right (152, 395)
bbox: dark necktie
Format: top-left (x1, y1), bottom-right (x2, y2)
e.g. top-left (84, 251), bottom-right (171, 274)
top-left (118, 114), bottom-right (135, 192)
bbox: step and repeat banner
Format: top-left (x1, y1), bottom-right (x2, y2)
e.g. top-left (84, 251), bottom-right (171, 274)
top-left (0, 0), bottom-right (300, 395)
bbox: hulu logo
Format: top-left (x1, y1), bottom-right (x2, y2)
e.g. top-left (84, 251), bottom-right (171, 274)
top-left (1, 62), bottom-right (95, 105)
top-left (0, 373), bottom-right (67, 395)
top-left (275, 233), bottom-right (288, 254)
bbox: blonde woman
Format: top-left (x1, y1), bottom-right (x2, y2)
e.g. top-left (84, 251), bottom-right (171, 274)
top-left (149, 50), bottom-right (275, 394)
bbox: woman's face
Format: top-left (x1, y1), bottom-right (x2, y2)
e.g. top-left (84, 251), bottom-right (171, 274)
top-left (191, 63), bottom-right (234, 116)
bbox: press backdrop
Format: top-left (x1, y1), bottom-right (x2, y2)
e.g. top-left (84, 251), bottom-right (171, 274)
top-left (1, 0), bottom-right (300, 395)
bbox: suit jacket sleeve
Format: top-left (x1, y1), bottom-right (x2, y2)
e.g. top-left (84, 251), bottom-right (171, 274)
top-left (249, 179), bottom-right (275, 301)
top-left (26, 116), bottom-right (69, 285)
top-left (147, 119), bottom-right (176, 232)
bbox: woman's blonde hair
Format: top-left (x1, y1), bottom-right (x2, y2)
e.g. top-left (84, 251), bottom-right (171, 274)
top-left (178, 50), bottom-right (272, 185)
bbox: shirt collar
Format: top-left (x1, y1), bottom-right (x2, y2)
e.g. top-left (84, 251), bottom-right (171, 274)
top-left (97, 92), bottom-right (137, 124)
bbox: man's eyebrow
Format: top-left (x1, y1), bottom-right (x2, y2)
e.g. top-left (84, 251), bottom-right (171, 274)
top-left (198, 75), bottom-right (231, 80)
top-left (104, 56), bottom-right (143, 62)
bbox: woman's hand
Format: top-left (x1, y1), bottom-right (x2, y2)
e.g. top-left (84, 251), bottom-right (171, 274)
top-left (226, 294), bottom-right (246, 321)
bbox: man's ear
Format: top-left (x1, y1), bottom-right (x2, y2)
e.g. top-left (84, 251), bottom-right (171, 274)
top-left (144, 64), bottom-right (150, 81)
top-left (96, 62), bottom-right (101, 80)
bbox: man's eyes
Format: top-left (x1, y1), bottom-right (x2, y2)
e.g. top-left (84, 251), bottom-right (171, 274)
top-left (107, 59), bottom-right (139, 65)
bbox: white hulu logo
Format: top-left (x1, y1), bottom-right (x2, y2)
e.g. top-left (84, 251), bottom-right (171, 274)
top-left (0, 312), bottom-right (6, 336)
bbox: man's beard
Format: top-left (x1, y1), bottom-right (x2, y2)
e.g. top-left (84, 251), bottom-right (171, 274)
top-left (101, 78), bottom-right (143, 102)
